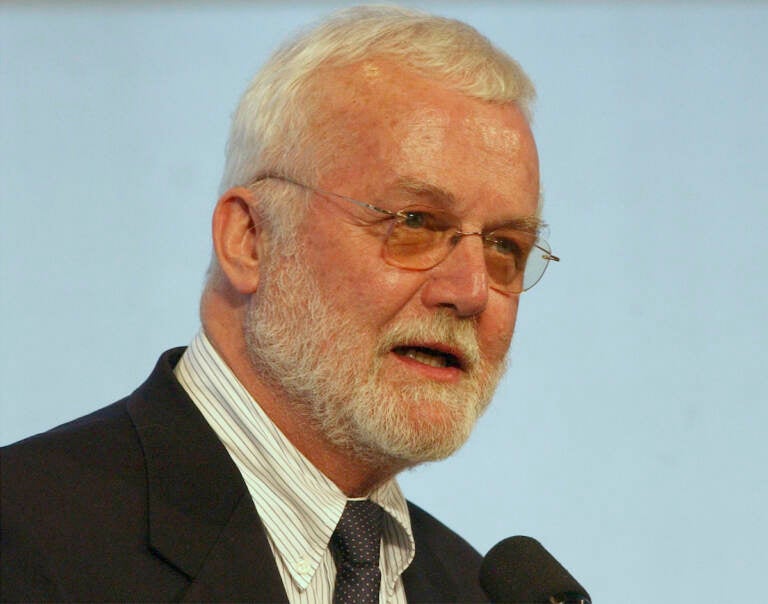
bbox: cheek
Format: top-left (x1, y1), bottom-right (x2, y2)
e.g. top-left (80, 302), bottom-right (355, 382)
top-left (342, 264), bottom-right (423, 325)
top-left (307, 231), bottom-right (421, 324)
top-left (479, 298), bottom-right (519, 360)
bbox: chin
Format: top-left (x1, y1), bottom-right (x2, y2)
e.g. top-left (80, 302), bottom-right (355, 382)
top-left (343, 391), bottom-right (485, 467)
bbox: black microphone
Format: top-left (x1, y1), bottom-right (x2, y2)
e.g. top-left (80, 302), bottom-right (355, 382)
top-left (479, 536), bottom-right (591, 603)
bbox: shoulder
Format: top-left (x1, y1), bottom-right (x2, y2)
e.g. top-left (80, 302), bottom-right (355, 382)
top-left (0, 396), bottom-right (147, 601)
top-left (0, 348), bottom-right (193, 602)
top-left (1, 398), bottom-right (142, 499)
top-left (0, 375), bottom-right (154, 545)
top-left (1, 347), bottom-right (188, 487)
top-left (1, 347), bottom-right (190, 507)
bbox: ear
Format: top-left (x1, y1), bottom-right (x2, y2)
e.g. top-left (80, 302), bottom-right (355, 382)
top-left (211, 187), bottom-right (266, 295)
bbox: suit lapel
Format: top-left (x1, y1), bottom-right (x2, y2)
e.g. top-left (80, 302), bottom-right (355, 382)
top-left (127, 349), bottom-right (288, 603)
top-left (181, 493), bottom-right (289, 603)
top-left (402, 502), bottom-right (489, 603)
top-left (402, 546), bottom-right (447, 603)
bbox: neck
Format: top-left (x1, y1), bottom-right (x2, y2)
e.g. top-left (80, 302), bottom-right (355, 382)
top-left (201, 296), bottom-right (403, 497)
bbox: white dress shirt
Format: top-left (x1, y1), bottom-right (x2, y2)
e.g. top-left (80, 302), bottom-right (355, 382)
top-left (174, 330), bottom-right (415, 604)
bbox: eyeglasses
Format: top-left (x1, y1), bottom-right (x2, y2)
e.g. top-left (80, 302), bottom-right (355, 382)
top-left (253, 174), bottom-right (560, 294)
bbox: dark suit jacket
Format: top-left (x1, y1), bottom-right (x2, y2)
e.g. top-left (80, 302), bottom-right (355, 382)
top-left (1, 349), bottom-right (489, 603)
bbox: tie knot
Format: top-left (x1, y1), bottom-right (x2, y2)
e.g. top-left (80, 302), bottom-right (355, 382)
top-left (332, 499), bottom-right (384, 567)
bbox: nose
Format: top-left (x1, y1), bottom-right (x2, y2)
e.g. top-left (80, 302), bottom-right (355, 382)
top-left (420, 234), bottom-right (490, 317)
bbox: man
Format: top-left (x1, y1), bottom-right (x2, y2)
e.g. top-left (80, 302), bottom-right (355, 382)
top-left (1, 5), bottom-right (558, 602)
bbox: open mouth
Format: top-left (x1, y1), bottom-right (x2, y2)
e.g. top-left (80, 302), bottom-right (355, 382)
top-left (392, 345), bottom-right (463, 370)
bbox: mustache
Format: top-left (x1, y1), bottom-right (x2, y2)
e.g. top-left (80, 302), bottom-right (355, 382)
top-left (376, 312), bottom-right (482, 370)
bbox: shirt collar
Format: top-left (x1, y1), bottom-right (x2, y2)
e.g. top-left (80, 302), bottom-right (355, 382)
top-left (174, 329), bottom-right (415, 592)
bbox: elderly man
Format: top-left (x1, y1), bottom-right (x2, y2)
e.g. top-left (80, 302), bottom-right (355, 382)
top-left (1, 5), bottom-right (558, 603)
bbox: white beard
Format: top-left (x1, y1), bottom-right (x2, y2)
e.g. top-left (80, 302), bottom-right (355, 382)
top-left (243, 245), bottom-right (506, 468)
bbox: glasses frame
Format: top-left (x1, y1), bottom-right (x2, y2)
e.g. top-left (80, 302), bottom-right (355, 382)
top-left (252, 173), bottom-right (560, 293)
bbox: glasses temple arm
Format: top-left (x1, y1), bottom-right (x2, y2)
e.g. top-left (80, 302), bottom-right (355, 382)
top-left (254, 172), bottom-right (396, 219)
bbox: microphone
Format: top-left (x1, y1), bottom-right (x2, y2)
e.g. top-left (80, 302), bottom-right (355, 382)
top-left (479, 536), bottom-right (591, 603)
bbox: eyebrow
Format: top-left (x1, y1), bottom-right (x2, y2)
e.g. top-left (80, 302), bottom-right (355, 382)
top-left (392, 176), bottom-right (545, 234)
top-left (498, 215), bottom-right (544, 235)
top-left (394, 177), bottom-right (457, 209)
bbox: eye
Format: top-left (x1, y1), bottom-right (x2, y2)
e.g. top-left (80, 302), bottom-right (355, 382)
top-left (487, 235), bottom-right (522, 257)
top-left (398, 209), bottom-right (451, 231)
top-left (485, 233), bottom-right (535, 270)
top-left (401, 210), bottom-right (428, 229)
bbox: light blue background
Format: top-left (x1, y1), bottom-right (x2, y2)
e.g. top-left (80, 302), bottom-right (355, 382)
top-left (2, 2), bottom-right (766, 602)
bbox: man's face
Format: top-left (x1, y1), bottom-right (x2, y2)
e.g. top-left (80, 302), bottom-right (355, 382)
top-left (245, 61), bottom-right (540, 467)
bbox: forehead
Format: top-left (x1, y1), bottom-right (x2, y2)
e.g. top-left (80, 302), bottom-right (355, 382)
top-left (311, 59), bottom-right (540, 219)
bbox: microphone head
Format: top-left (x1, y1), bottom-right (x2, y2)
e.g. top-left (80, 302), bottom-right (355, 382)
top-left (480, 536), bottom-right (591, 603)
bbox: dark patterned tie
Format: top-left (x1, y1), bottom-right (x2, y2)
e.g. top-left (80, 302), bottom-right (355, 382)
top-left (331, 499), bottom-right (384, 604)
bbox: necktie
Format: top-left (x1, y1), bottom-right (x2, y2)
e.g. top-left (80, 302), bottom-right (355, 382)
top-left (331, 499), bottom-right (384, 604)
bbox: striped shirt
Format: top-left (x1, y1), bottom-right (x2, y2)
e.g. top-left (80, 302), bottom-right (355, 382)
top-left (173, 330), bottom-right (415, 604)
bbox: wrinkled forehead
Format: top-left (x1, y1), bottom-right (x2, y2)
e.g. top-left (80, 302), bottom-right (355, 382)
top-left (306, 58), bottom-right (529, 147)
top-left (396, 107), bottom-right (528, 165)
top-left (307, 60), bottom-right (539, 217)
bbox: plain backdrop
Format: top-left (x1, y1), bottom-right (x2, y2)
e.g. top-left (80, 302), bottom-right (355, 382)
top-left (2, 2), bottom-right (767, 602)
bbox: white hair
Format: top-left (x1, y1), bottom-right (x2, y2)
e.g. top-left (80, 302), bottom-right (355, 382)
top-left (207, 4), bottom-right (535, 283)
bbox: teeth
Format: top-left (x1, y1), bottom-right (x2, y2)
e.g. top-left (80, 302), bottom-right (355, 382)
top-left (402, 348), bottom-right (449, 368)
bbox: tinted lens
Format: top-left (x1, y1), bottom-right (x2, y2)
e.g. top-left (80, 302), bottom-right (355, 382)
top-left (384, 208), bottom-right (454, 268)
top-left (384, 211), bottom-right (555, 293)
top-left (483, 229), bottom-right (536, 293)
